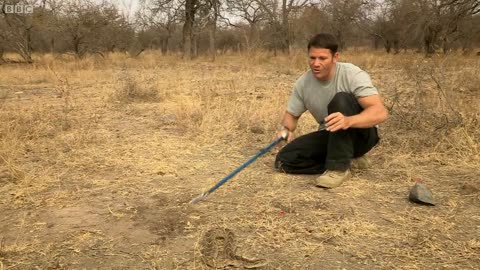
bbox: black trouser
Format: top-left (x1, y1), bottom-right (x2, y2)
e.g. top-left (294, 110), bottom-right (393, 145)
top-left (274, 92), bottom-right (380, 174)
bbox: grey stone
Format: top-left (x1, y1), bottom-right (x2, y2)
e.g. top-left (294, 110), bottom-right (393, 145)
top-left (409, 183), bottom-right (435, 206)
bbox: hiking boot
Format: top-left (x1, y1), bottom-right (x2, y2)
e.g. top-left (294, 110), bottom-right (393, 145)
top-left (315, 169), bottom-right (352, 188)
top-left (351, 155), bottom-right (371, 170)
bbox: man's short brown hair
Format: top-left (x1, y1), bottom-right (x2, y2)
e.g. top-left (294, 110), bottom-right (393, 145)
top-left (308, 33), bottom-right (339, 54)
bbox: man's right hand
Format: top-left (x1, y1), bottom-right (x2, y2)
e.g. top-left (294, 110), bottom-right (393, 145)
top-left (277, 129), bottom-right (295, 144)
top-left (277, 111), bottom-right (299, 146)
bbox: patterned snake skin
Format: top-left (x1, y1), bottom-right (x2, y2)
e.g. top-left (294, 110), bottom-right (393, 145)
top-left (200, 227), bottom-right (267, 269)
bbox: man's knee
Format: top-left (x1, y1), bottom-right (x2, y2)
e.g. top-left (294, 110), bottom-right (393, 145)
top-left (327, 92), bottom-right (359, 115)
top-left (274, 148), bottom-right (287, 170)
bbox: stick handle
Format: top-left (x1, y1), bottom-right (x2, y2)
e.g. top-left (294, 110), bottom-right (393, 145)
top-left (206, 136), bottom-right (284, 194)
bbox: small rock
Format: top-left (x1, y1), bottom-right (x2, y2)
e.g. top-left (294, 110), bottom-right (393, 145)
top-left (409, 183), bottom-right (435, 206)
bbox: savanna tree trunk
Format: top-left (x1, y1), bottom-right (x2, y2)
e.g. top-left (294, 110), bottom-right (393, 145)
top-left (73, 35), bottom-right (83, 58)
top-left (161, 37), bottom-right (169, 55)
top-left (384, 39), bottom-right (391, 53)
top-left (249, 23), bottom-right (258, 50)
top-left (0, 47), bottom-right (4, 62)
top-left (242, 29), bottom-right (250, 51)
top-left (281, 0), bottom-right (290, 53)
top-left (393, 39), bottom-right (400, 54)
top-left (424, 24), bottom-right (440, 55)
top-left (17, 28), bottom-right (33, 63)
top-left (183, 0), bottom-right (197, 59)
top-left (208, 23), bottom-right (216, 60)
top-left (50, 37), bottom-right (55, 54)
top-left (208, 0), bottom-right (218, 61)
top-left (192, 33), bottom-right (199, 58)
top-left (442, 36), bottom-right (450, 54)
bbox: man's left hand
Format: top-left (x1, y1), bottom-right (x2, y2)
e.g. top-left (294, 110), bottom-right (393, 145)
top-left (325, 112), bottom-right (351, 132)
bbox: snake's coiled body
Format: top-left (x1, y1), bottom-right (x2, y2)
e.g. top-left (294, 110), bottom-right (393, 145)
top-left (200, 227), bottom-right (267, 269)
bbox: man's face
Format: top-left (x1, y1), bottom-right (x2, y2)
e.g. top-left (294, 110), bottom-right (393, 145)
top-left (308, 47), bottom-right (339, 81)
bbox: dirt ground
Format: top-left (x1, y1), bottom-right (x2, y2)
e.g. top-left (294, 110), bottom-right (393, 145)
top-left (0, 51), bottom-right (479, 269)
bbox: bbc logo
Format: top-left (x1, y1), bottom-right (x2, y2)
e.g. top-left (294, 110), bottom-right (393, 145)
top-left (4, 4), bottom-right (34, 14)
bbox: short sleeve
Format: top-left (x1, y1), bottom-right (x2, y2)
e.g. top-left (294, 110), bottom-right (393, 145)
top-left (286, 86), bottom-right (306, 117)
top-left (350, 70), bottom-right (378, 97)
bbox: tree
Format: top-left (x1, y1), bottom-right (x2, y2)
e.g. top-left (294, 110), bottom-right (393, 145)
top-left (0, 0), bottom-right (39, 62)
top-left (183, 0), bottom-right (198, 59)
top-left (293, 4), bottom-right (329, 44)
top-left (436, 0), bottom-right (480, 53)
top-left (383, 0), bottom-right (480, 55)
top-left (324, 0), bottom-right (370, 50)
top-left (137, 0), bottom-right (181, 54)
top-left (256, 0), bottom-right (310, 53)
top-left (225, 0), bottom-right (267, 50)
top-left (205, 0), bottom-right (220, 60)
top-left (59, 0), bottom-right (131, 57)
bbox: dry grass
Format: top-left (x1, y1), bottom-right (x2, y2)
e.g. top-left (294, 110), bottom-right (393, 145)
top-left (0, 49), bottom-right (479, 269)
top-left (110, 69), bottom-right (162, 103)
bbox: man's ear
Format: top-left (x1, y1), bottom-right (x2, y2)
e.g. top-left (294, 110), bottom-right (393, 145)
top-left (333, 52), bottom-right (339, 62)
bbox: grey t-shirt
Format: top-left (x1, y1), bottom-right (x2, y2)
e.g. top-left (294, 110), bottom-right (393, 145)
top-left (287, 62), bottom-right (378, 128)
